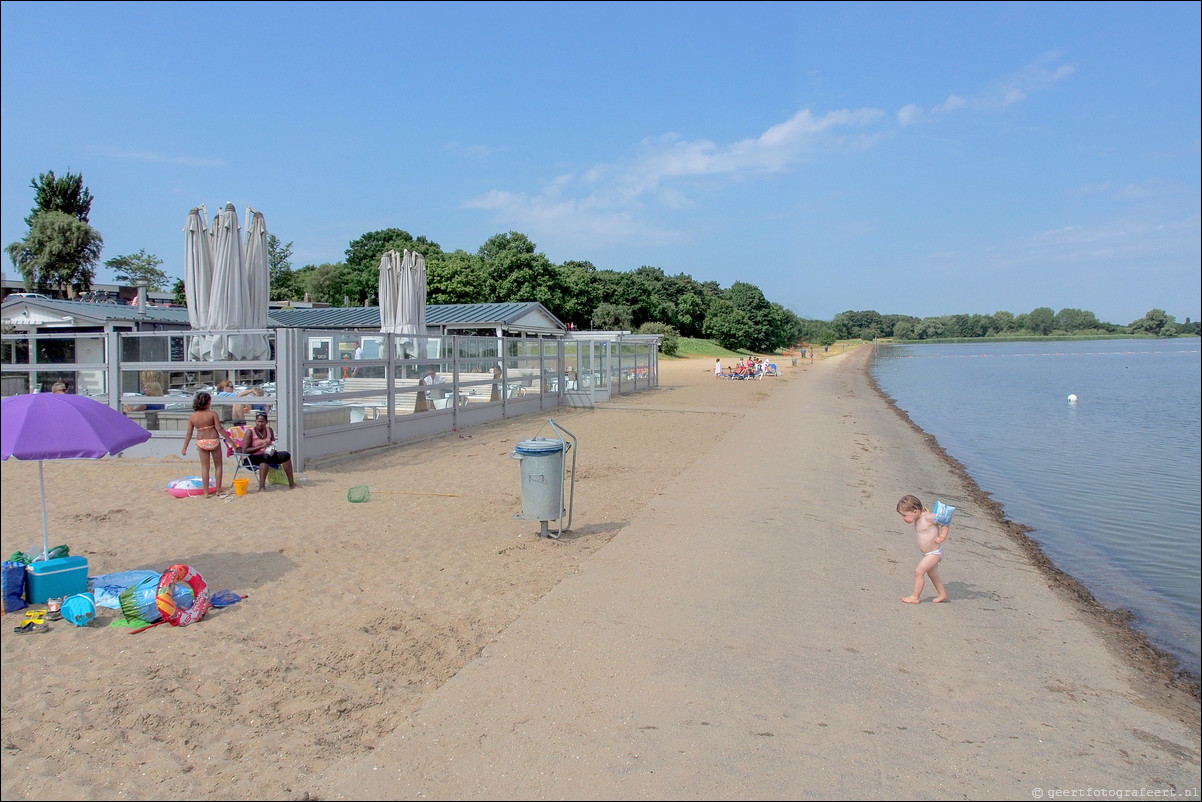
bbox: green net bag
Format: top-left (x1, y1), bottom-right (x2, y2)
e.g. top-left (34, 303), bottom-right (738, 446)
top-left (347, 485), bottom-right (370, 503)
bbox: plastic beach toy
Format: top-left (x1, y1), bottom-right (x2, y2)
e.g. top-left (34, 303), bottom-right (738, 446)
top-left (61, 592), bottom-right (96, 627)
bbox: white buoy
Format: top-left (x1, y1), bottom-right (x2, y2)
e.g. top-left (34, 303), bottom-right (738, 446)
top-left (1067, 394), bottom-right (1078, 403)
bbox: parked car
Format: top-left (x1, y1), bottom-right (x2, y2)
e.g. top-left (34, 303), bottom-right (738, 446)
top-left (5, 292), bottom-right (52, 301)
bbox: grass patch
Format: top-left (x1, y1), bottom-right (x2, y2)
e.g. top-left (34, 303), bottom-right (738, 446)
top-left (673, 337), bottom-right (745, 358)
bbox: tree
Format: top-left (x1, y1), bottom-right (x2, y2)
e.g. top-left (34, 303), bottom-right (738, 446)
top-left (427, 249), bottom-right (488, 305)
top-left (1026, 306), bottom-right (1055, 335)
top-left (915, 318), bottom-right (945, 339)
top-left (478, 232), bottom-right (569, 315)
top-left (796, 317), bottom-right (835, 346)
top-left (104, 249), bottom-right (168, 291)
top-left (832, 310), bottom-right (884, 340)
top-left (7, 210), bottom-right (103, 296)
top-left (25, 170), bottom-right (93, 225)
top-left (703, 298), bottom-right (754, 351)
top-left (991, 310), bottom-right (1015, 333)
top-left (294, 263), bottom-right (351, 306)
top-left (726, 281), bottom-right (783, 352)
top-left (1130, 309), bottom-right (1176, 337)
top-left (1054, 308), bottom-right (1101, 333)
top-left (591, 302), bottom-right (633, 330)
top-left (7, 170), bottom-right (103, 297)
top-left (773, 304), bottom-right (804, 350)
top-left (344, 228), bottom-right (443, 306)
top-left (674, 292), bottom-right (709, 337)
top-left (267, 234), bottom-right (298, 301)
top-left (557, 260), bottom-right (602, 329)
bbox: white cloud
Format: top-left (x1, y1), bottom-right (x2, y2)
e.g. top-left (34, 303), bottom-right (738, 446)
top-left (935, 94), bottom-right (967, 114)
top-left (464, 55), bottom-right (1082, 254)
top-left (897, 104), bottom-right (923, 126)
top-left (465, 106), bottom-right (884, 244)
top-left (446, 141), bottom-right (497, 159)
top-left (930, 53), bottom-right (1073, 117)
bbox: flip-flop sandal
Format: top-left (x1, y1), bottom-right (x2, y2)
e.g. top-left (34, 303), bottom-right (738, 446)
top-left (13, 621), bottom-right (49, 634)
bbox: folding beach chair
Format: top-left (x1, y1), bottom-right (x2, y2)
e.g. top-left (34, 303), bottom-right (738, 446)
top-left (225, 425), bottom-right (255, 483)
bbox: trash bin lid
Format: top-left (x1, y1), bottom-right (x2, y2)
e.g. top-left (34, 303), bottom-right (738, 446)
top-left (515, 438), bottom-right (564, 455)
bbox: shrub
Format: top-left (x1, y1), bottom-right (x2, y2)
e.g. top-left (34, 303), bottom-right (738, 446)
top-left (637, 322), bottom-right (679, 356)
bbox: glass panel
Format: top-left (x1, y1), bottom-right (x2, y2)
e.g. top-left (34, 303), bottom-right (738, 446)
top-left (2, 336), bottom-right (30, 365)
top-left (504, 339), bottom-right (543, 397)
top-left (36, 337), bottom-right (76, 364)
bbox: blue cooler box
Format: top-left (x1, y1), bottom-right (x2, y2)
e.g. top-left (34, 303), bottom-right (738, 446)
top-left (26, 556), bottom-right (89, 604)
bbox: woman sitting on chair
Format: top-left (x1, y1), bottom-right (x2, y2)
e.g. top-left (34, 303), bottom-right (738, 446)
top-left (241, 412), bottom-right (299, 491)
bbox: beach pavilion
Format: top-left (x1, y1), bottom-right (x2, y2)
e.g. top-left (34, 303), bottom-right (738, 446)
top-left (2, 295), bottom-right (661, 469)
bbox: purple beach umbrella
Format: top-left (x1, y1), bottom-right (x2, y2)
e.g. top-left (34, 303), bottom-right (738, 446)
top-left (1, 393), bottom-right (152, 560)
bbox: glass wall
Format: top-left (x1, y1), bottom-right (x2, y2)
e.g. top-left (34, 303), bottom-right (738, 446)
top-left (3, 329), bottom-right (658, 466)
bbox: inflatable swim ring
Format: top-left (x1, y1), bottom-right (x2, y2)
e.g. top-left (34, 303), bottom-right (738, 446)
top-left (167, 476), bottom-right (218, 498)
top-left (156, 564), bottom-right (210, 627)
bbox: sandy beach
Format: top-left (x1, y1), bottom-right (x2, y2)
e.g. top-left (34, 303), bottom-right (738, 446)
top-left (2, 347), bottom-right (1198, 800)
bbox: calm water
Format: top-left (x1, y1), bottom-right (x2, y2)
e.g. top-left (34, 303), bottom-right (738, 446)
top-left (870, 339), bottom-right (1201, 679)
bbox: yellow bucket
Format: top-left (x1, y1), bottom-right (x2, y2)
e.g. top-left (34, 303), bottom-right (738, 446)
top-left (233, 478), bottom-right (250, 496)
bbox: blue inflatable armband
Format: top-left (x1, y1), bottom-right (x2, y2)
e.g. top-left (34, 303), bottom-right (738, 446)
top-left (932, 501), bottom-right (955, 526)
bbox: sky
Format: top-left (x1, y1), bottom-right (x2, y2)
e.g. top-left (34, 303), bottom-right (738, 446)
top-left (2, 1), bottom-right (1199, 326)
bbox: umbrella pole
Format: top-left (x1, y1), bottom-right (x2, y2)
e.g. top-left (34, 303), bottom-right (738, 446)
top-left (38, 460), bottom-right (49, 561)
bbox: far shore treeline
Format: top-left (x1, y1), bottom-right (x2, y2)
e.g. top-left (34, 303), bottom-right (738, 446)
top-left (8, 171), bottom-right (1199, 356)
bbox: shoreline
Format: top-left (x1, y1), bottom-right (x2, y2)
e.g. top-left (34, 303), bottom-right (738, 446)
top-left (863, 346), bottom-right (1202, 696)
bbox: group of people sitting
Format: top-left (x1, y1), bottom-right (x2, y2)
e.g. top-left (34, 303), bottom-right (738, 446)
top-left (715, 357), bottom-right (779, 380)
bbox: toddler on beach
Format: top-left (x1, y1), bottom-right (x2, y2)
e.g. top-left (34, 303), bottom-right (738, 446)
top-left (897, 494), bottom-right (948, 604)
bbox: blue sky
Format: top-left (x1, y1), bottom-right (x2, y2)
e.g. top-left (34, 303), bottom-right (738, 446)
top-left (2, 1), bottom-right (1199, 325)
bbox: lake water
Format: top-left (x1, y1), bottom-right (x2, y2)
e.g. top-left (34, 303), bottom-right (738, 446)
top-left (869, 339), bottom-right (1201, 679)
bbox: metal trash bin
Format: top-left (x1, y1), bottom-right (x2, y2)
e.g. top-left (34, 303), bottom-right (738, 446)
top-left (510, 420), bottom-right (577, 538)
top-left (513, 437), bottom-right (565, 522)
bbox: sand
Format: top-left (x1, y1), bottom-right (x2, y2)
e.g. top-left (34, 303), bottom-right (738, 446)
top-left (1, 348), bottom-right (1198, 800)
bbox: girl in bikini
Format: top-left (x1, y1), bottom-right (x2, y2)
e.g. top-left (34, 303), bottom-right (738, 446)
top-left (181, 391), bottom-right (231, 497)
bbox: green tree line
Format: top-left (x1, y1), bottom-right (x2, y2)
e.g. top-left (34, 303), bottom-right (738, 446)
top-left (9, 171), bottom-right (1197, 353)
top-left (259, 228), bottom-right (807, 355)
top-left (829, 307), bottom-right (1197, 341)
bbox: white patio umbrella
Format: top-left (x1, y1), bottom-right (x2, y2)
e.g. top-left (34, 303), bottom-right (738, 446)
top-left (240, 208), bottom-right (271, 359)
top-left (184, 206), bottom-right (216, 359)
top-left (207, 203), bottom-right (244, 357)
top-left (397, 249), bottom-right (427, 336)
top-left (379, 248), bottom-right (427, 357)
top-left (183, 203), bottom-right (271, 360)
top-left (378, 249), bottom-right (403, 334)
top-left (183, 207), bottom-right (211, 329)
